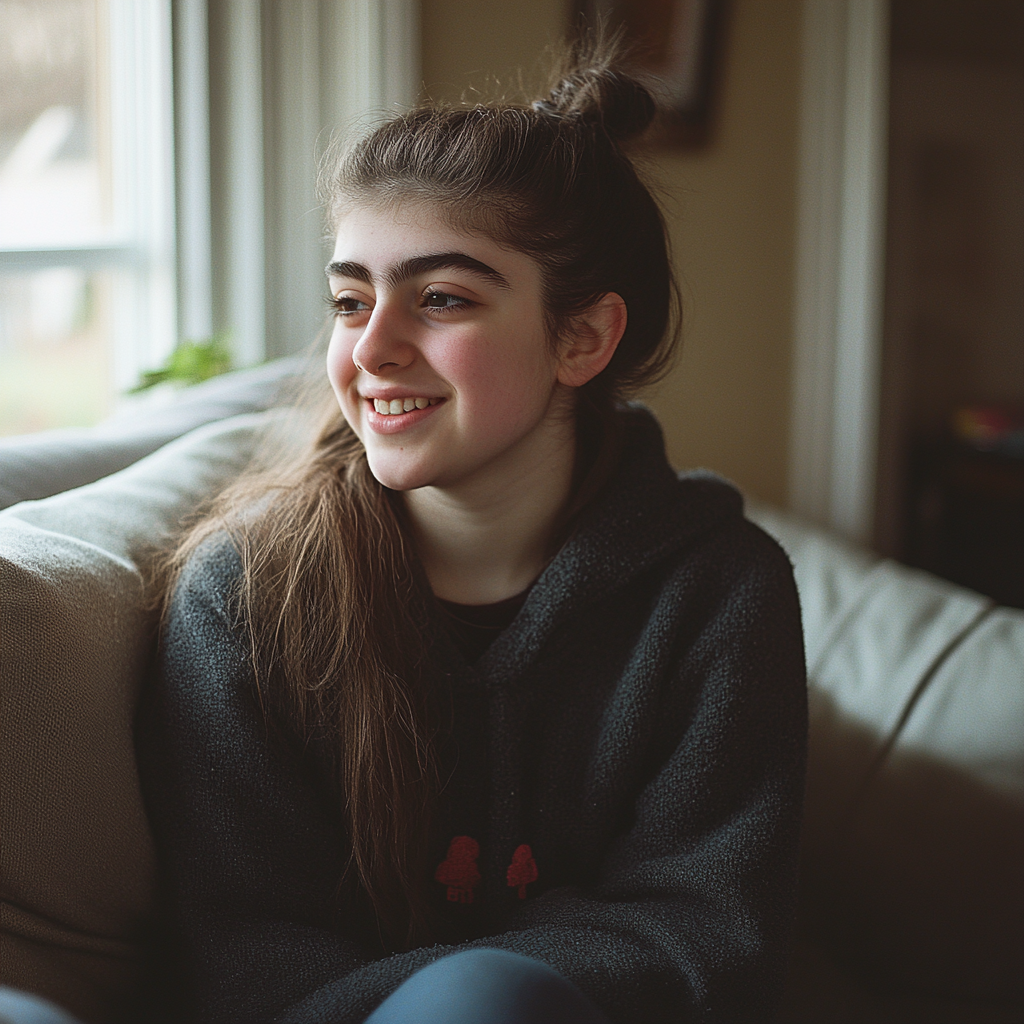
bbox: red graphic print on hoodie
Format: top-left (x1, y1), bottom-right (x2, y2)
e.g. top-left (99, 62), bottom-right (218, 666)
top-left (506, 844), bottom-right (538, 899)
top-left (435, 836), bottom-right (481, 904)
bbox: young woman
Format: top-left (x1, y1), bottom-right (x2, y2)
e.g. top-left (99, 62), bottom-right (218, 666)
top-left (138, 44), bottom-right (806, 1024)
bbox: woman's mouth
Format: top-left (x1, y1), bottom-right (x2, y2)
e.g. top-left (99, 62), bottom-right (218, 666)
top-left (365, 396), bottom-right (445, 434)
top-left (372, 397), bottom-right (442, 415)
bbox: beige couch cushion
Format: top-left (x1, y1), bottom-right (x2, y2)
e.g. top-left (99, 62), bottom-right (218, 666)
top-left (900, 606), bottom-right (1024, 799)
top-left (0, 412), bottom-right (273, 1024)
top-left (839, 603), bottom-right (1024, 1006)
top-left (748, 503), bottom-right (1024, 1009)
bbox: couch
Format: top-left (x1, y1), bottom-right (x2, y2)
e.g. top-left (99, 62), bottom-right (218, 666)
top-left (1, 361), bottom-right (1021, 1024)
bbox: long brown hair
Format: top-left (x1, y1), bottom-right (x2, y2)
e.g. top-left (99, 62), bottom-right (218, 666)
top-left (155, 35), bottom-right (681, 949)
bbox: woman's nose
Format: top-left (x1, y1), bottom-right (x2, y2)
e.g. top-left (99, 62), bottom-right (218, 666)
top-left (352, 304), bottom-right (416, 375)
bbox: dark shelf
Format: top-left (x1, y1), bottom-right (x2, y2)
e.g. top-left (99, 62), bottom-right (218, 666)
top-left (905, 439), bottom-right (1024, 609)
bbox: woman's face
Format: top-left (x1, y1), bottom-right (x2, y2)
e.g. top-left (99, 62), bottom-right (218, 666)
top-left (326, 203), bottom-right (572, 494)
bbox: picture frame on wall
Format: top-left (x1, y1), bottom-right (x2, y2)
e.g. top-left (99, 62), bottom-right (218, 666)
top-left (573, 0), bottom-right (727, 146)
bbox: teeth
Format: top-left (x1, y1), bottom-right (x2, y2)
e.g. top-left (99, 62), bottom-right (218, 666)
top-left (373, 397), bottom-right (439, 415)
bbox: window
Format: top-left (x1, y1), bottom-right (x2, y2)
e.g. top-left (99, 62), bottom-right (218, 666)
top-left (0, 0), bottom-right (174, 435)
top-left (1, 0), bottom-right (420, 439)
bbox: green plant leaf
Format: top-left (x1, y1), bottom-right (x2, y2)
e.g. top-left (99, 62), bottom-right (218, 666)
top-left (129, 335), bottom-right (232, 393)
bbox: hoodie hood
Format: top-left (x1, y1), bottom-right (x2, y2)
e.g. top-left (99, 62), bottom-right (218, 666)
top-left (472, 404), bottom-right (744, 682)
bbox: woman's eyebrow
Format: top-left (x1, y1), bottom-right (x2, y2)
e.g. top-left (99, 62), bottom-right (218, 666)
top-left (325, 252), bottom-right (511, 290)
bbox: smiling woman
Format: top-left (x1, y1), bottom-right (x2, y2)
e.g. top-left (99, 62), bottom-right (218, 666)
top-left (325, 205), bottom-right (626, 602)
top-left (133, 33), bottom-right (807, 1024)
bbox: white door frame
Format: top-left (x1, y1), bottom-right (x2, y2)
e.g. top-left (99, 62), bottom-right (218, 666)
top-left (788, 0), bottom-right (890, 545)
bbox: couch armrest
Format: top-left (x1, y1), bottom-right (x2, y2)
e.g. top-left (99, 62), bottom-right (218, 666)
top-left (0, 411), bottom-right (275, 1023)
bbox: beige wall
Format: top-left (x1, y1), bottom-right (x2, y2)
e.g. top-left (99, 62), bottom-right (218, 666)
top-left (420, 0), bottom-right (566, 101)
top-left (421, 0), bottom-right (802, 505)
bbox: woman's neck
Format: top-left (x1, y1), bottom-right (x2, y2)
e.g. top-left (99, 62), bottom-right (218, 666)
top-left (402, 420), bottom-right (577, 605)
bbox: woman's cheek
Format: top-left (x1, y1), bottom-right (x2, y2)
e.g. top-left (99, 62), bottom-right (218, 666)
top-left (326, 327), bottom-right (361, 426)
top-left (327, 320), bottom-right (355, 375)
top-left (477, 369), bottom-right (556, 443)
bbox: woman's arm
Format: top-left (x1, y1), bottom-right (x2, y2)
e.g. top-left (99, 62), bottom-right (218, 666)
top-left (137, 537), bottom-right (381, 1023)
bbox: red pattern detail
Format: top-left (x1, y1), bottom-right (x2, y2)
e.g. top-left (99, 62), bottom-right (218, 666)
top-left (506, 843), bottom-right (538, 899)
top-left (435, 836), bottom-right (481, 903)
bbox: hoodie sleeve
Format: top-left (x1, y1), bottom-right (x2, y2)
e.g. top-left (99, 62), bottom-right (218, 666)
top-left (138, 537), bottom-right (379, 1024)
top-left (139, 540), bottom-right (497, 1024)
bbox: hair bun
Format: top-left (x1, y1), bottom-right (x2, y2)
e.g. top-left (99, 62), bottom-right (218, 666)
top-left (534, 44), bottom-right (657, 143)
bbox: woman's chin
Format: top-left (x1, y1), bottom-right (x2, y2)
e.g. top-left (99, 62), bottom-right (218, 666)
top-left (365, 455), bottom-right (435, 493)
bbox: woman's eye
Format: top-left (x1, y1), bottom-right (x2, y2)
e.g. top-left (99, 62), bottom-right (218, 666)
top-left (423, 290), bottom-right (472, 312)
top-left (328, 294), bottom-right (370, 317)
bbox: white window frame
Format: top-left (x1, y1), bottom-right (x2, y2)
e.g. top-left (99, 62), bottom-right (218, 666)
top-left (2, 0), bottom-right (421, 416)
top-left (0, 0), bottom-right (177, 396)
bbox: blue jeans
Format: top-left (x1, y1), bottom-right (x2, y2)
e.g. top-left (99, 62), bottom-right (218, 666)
top-left (364, 949), bottom-right (610, 1024)
top-left (0, 988), bottom-right (81, 1024)
top-left (0, 951), bottom-right (611, 1024)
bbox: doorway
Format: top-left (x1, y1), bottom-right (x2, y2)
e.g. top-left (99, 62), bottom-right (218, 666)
top-left (875, 0), bottom-right (1024, 607)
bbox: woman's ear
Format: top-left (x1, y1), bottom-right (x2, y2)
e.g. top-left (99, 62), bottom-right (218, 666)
top-left (556, 293), bottom-right (628, 388)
